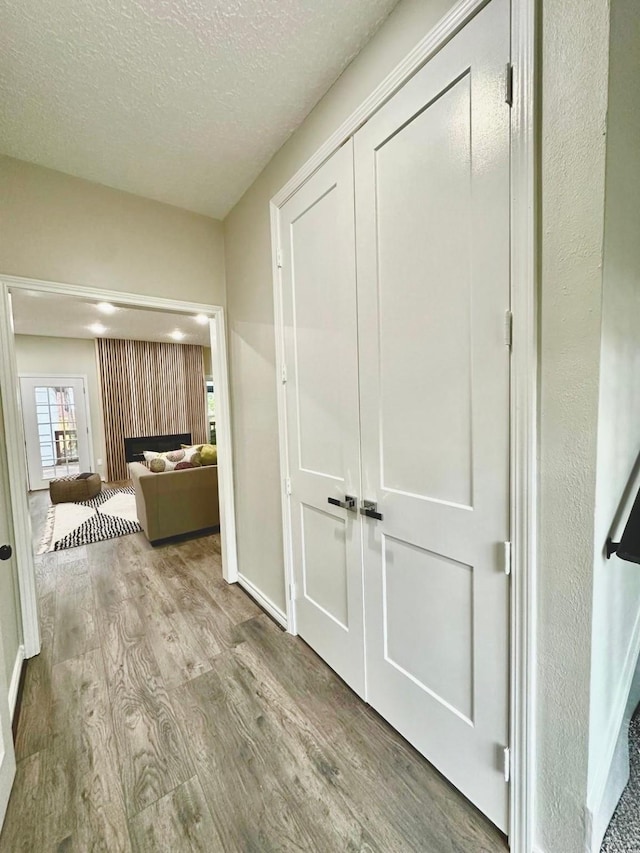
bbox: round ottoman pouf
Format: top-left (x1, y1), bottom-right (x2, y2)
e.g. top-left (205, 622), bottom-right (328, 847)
top-left (49, 472), bottom-right (102, 504)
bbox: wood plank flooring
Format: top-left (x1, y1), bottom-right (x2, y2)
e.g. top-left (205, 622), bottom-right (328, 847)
top-left (0, 490), bottom-right (507, 852)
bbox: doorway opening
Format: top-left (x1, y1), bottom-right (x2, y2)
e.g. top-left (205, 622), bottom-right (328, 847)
top-left (0, 276), bottom-right (238, 662)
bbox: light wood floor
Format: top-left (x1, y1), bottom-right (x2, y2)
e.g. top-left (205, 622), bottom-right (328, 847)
top-left (0, 490), bottom-right (507, 852)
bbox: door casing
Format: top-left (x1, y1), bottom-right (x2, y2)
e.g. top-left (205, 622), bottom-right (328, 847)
top-left (0, 278), bottom-right (240, 664)
top-left (270, 0), bottom-right (537, 849)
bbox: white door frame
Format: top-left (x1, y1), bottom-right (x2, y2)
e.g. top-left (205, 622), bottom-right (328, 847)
top-left (0, 276), bottom-right (239, 659)
top-left (19, 373), bottom-right (94, 491)
top-left (269, 0), bottom-right (537, 849)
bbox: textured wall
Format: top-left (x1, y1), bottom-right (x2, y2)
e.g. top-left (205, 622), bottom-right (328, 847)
top-left (224, 0), bottom-right (457, 614)
top-left (536, 0), bottom-right (610, 850)
top-left (588, 0), bottom-right (640, 845)
top-left (14, 335), bottom-right (107, 480)
top-left (0, 156), bottom-right (225, 305)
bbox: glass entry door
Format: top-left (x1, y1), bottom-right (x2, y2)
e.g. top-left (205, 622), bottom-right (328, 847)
top-left (20, 376), bottom-right (92, 491)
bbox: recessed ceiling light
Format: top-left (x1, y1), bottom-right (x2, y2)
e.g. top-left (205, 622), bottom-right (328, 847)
top-left (97, 302), bottom-right (117, 314)
top-left (89, 323), bottom-right (107, 335)
top-left (195, 314), bottom-right (209, 325)
top-left (170, 330), bottom-right (185, 341)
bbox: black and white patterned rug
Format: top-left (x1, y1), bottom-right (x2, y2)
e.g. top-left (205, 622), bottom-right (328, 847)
top-left (38, 486), bottom-right (142, 553)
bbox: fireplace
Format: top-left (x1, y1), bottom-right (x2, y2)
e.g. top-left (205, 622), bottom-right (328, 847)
top-left (124, 433), bottom-right (192, 464)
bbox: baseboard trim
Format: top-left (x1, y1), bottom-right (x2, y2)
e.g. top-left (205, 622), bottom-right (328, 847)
top-left (8, 644), bottom-right (25, 722)
top-left (587, 601), bottom-right (640, 851)
top-left (237, 573), bottom-right (287, 629)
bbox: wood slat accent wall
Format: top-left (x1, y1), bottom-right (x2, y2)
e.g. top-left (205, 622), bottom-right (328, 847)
top-left (96, 338), bottom-right (208, 482)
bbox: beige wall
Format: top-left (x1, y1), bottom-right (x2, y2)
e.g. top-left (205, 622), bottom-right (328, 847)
top-left (203, 346), bottom-right (213, 378)
top-left (588, 0), bottom-right (640, 845)
top-left (14, 335), bottom-right (107, 481)
top-left (224, 0), bottom-right (456, 614)
top-left (0, 156), bottom-right (226, 305)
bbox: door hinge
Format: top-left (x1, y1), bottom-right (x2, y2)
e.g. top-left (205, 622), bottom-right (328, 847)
top-left (503, 747), bottom-right (511, 783)
top-left (504, 310), bottom-right (513, 349)
top-left (281, 364), bottom-right (287, 384)
top-left (505, 63), bottom-right (514, 107)
top-left (503, 540), bottom-right (512, 576)
top-left (285, 477), bottom-right (291, 496)
top-left (276, 248), bottom-right (283, 269)
top-left (289, 581), bottom-right (296, 601)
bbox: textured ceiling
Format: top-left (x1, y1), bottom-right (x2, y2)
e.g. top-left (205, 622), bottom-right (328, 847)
top-left (11, 289), bottom-right (212, 346)
top-left (0, 0), bottom-right (399, 218)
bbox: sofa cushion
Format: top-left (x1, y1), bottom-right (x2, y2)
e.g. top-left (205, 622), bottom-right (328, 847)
top-left (144, 446), bottom-right (202, 472)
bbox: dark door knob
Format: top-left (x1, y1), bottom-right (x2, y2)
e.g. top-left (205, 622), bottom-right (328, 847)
top-left (0, 545), bottom-right (12, 561)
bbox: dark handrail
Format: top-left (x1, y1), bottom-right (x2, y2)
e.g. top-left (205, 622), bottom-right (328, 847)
top-left (607, 450), bottom-right (640, 563)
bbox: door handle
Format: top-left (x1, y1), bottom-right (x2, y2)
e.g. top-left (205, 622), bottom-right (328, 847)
top-left (360, 500), bottom-right (383, 521)
top-left (0, 545), bottom-right (12, 561)
top-left (327, 495), bottom-right (357, 512)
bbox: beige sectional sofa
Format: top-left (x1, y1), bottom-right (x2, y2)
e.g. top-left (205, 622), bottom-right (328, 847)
top-left (129, 461), bottom-right (220, 543)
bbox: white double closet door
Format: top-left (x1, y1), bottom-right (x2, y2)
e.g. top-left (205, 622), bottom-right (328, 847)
top-left (280, 0), bottom-right (511, 832)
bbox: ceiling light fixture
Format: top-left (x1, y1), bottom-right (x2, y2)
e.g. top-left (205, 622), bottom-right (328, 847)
top-left (89, 323), bottom-right (107, 335)
top-left (170, 330), bottom-right (185, 341)
top-left (97, 302), bottom-right (117, 314)
top-left (195, 314), bottom-right (209, 325)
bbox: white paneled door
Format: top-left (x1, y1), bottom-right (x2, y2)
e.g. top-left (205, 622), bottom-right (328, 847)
top-left (280, 141), bottom-right (365, 697)
top-left (355, 0), bottom-right (511, 830)
top-left (279, 0), bottom-right (511, 831)
top-left (20, 377), bottom-right (92, 491)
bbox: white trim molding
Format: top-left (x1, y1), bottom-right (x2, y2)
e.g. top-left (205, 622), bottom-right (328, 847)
top-left (269, 0), bottom-right (537, 848)
top-left (0, 289), bottom-right (41, 658)
top-left (8, 645), bottom-right (24, 722)
top-left (210, 310), bottom-right (238, 584)
top-left (237, 573), bottom-right (287, 628)
top-left (509, 0), bottom-right (537, 849)
top-left (0, 275), bottom-right (240, 656)
top-left (270, 201), bottom-right (296, 636)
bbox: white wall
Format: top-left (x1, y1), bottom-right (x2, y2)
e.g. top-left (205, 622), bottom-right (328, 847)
top-left (224, 0), bottom-right (457, 616)
top-left (587, 0), bottom-right (640, 846)
top-left (536, 0), bottom-right (611, 849)
top-left (0, 155), bottom-right (226, 305)
top-left (14, 335), bottom-right (107, 481)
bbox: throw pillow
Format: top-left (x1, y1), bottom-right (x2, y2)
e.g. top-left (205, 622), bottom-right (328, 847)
top-left (143, 446), bottom-right (203, 473)
top-left (200, 444), bottom-right (217, 466)
top-left (143, 450), bottom-right (178, 472)
top-left (181, 443), bottom-right (215, 466)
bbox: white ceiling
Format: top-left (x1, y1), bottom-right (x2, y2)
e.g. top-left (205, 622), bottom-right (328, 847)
top-left (11, 289), bottom-right (212, 347)
top-left (0, 0), bottom-right (399, 219)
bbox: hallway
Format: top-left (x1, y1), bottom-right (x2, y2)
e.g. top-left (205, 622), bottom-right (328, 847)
top-left (0, 494), bottom-right (506, 852)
